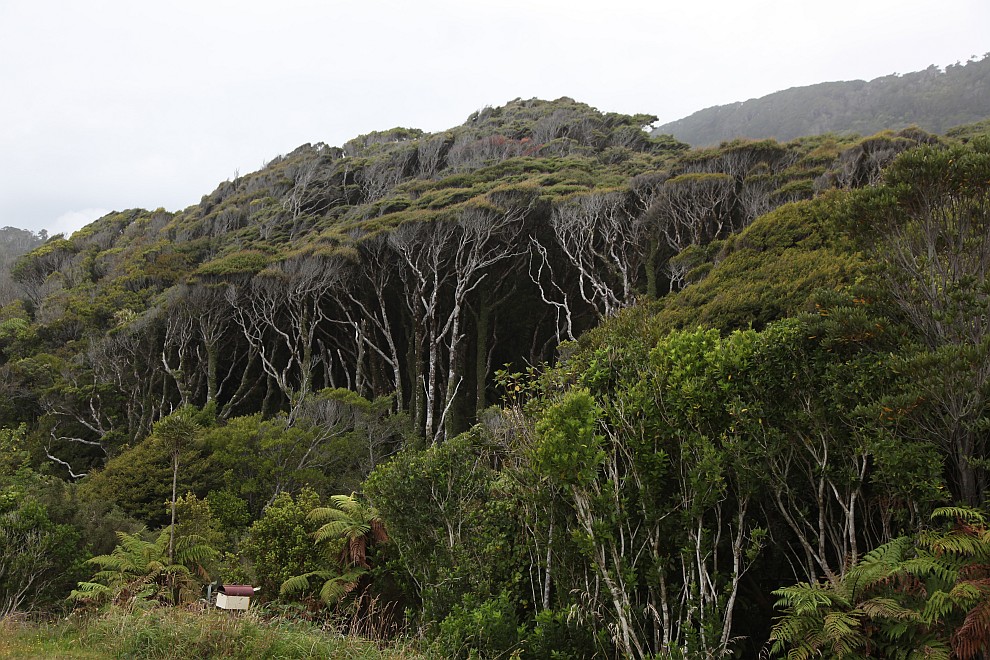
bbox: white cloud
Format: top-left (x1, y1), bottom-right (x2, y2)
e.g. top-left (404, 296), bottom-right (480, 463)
top-left (1, 0), bottom-right (988, 234)
top-left (50, 209), bottom-right (111, 237)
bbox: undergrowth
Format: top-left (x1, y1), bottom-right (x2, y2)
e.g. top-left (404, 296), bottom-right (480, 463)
top-left (0, 609), bottom-right (430, 659)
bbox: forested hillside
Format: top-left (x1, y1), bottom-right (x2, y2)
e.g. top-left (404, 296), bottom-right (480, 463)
top-left (2, 97), bottom-right (989, 658)
top-left (655, 55), bottom-right (990, 145)
top-left (0, 226), bottom-right (45, 305)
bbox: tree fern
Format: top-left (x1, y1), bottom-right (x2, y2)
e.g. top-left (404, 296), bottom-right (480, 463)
top-left (69, 527), bottom-right (215, 608)
top-left (318, 569), bottom-right (366, 603)
top-left (308, 493), bottom-right (387, 568)
top-left (281, 493), bottom-right (389, 606)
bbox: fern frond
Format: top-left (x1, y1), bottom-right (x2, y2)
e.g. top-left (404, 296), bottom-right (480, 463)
top-left (858, 597), bottom-right (920, 622)
top-left (845, 560), bottom-right (902, 600)
top-left (317, 568), bottom-right (366, 604)
top-left (312, 519), bottom-right (349, 539)
top-left (920, 589), bottom-right (954, 624)
top-left (280, 573), bottom-right (312, 596)
top-left (163, 564), bottom-right (192, 578)
top-left (949, 580), bottom-right (984, 604)
top-left (773, 582), bottom-right (839, 614)
top-left (68, 582), bottom-right (112, 602)
top-left (329, 493), bottom-right (362, 515)
top-left (860, 536), bottom-right (914, 564)
top-left (931, 506), bottom-right (985, 526)
top-left (923, 532), bottom-right (985, 558)
top-left (900, 556), bottom-right (958, 586)
top-left (769, 612), bottom-right (823, 659)
top-left (174, 542), bottom-right (217, 566)
top-left (116, 530), bottom-right (153, 555)
top-left (87, 554), bottom-right (131, 572)
top-left (916, 640), bottom-right (952, 660)
top-left (952, 597), bottom-right (990, 660)
top-left (822, 610), bottom-right (863, 651)
top-left (768, 615), bottom-right (802, 644)
top-left (308, 506), bottom-right (349, 524)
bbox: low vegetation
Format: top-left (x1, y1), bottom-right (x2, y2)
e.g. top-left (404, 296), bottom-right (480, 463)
top-left (0, 609), bottom-right (425, 659)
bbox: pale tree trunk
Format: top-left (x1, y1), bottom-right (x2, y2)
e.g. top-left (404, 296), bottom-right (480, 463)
top-left (475, 293), bottom-right (491, 418)
top-left (169, 449), bottom-right (179, 605)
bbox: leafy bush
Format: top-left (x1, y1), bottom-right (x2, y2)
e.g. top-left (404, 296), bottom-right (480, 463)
top-left (524, 608), bottom-right (606, 659)
top-left (436, 592), bottom-right (523, 659)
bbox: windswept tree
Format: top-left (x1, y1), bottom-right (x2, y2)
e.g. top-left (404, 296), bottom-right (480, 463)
top-left (159, 283), bottom-right (249, 412)
top-left (440, 204), bottom-right (527, 436)
top-left (545, 191), bottom-right (646, 318)
top-left (390, 202), bottom-right (525, 442)
top-left (335, 237), bottom-right (405, 404)
top-left (227, 253), bottom-right (347, 420)
top-left (389, 218), bottom-right (458, 440)
top-left (872, 143), bottom-right (990, 506)
top-left (38, 325), bottom-right (168, 479)
top-left (651, 172), bottom-right (736, 289)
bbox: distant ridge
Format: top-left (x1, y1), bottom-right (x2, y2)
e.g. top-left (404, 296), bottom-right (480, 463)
top-left (655, 56), bottom-right (990, 146)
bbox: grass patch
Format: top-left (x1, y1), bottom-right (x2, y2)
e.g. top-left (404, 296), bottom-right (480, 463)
top-left (1, 609), bottom-right (430, 659)
top-left (0, 617), bottom-right (101, 659)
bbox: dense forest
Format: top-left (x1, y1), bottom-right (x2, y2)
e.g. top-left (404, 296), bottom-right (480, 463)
top-left (655, 55), bottom-right (990, 146)
top-left (2, 96), bottom-right (989, 658)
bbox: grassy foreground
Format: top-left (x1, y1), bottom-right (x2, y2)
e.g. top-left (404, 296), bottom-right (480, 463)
top-left (0, 609), bottom-right (429, 659)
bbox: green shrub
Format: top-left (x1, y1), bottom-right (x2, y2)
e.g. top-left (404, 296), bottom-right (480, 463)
top-left (525, 608), bottom-right (605, 659)
top-left (436, 592), bottom-right (523, 659)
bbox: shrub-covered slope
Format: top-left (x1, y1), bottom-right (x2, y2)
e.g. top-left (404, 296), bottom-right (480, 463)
top-left (4, 97), bottom-right (918, 477)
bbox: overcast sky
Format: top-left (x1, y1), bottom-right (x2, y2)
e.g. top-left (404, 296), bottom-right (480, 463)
top-left (1, 0), bottom-right (987, 235)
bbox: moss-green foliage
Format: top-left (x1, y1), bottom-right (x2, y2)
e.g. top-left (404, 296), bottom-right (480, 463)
top-left (577, 192), bottom-right (864, 344)
top-left (2, 99), bottom-right (891, 400)
top-left (191, 249), bottom-right (273, 278)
